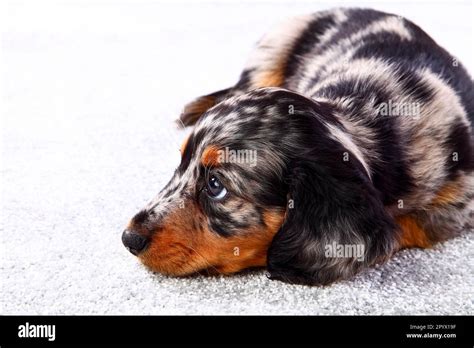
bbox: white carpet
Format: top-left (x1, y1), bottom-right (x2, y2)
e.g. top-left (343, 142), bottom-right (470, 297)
top-left (1, 0), bottom-right (473, 315)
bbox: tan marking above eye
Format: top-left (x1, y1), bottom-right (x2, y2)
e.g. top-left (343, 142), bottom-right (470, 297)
top-left (201, 145), bottom-right (221, 167)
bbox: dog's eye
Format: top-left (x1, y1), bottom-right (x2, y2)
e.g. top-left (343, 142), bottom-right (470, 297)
top-left (206, 175), bottom-right (227, 200)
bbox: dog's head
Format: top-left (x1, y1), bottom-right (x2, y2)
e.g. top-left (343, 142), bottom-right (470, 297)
top-left (122, 87), bottom-right (397, 284)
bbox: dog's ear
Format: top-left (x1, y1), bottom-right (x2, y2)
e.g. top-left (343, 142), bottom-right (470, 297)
top-left (178, 88), bottom-right (233, 127)
top-left (178, 67), bottom-right (258, 127)
top-left (267, 144), bottom-right (399, 286)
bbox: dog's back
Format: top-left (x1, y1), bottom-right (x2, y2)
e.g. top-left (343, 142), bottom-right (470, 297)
top-left (277, 8), bottom-right (474, 245)
top-left (181, 8), bottom-right (474, 247)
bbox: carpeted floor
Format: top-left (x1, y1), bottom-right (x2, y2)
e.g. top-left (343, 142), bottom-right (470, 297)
top-left (1, 1), bottom-right (473, 315)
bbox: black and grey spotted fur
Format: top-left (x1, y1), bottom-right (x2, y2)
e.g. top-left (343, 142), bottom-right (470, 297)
top-left (127, 8), bottom-right (474, 285)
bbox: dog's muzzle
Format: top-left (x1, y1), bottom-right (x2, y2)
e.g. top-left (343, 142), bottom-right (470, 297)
top-left (122, 229), bottom-right (149, 256)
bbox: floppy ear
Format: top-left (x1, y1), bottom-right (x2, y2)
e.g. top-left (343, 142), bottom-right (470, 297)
top-left (267, 148), bottom-right (399, 286)
top-left (178, 88), bottom-right (233, 127)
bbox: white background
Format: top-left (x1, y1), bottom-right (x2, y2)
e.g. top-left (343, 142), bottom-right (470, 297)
top-left (1, 0), bottom-right (473, 314)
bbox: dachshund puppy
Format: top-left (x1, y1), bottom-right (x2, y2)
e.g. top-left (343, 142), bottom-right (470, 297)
top-left (122, 8), bottom-right (474, 285)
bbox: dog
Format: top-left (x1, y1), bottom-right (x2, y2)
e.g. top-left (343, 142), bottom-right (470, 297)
top-left (122, 8), bottom-right (474, 285)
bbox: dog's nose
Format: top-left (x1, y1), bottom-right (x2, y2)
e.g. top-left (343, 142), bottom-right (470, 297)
top-left (122, 229), bottom-right (149, 255)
